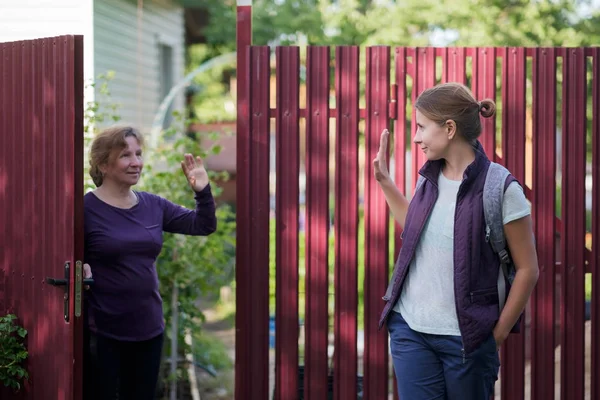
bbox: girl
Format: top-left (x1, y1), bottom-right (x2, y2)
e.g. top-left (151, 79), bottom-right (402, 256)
top-left (375, 83), bottom-right (539, 399)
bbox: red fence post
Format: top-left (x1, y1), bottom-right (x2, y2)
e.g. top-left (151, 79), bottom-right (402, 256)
top-left (275, 46), bottom-right (301, 400)
top-left (394, 47), bottom-right (408, 253)
top-left (392, 46), bottom-right (409, 400)
top-left (234, 3), bottom-right (255, 399)
top-left (411, 47), bottom-right (436, 190)
top-left (499, 46), bottom-right (527, 400)
top-left (442, 47), bottom-right (466, 84)
top-left (560, 47), bottom-right (587, 400)
top-left (530, 47), bottom-right (557, 400)
top-left (237, 45), bottom-right (270, 400)
top-left (333, 45), bottom-right (360, 400)
top-left (590, 47), bottom-right (600, 400)
top-left (363, 45), bottom-right (391, 400)
top-left (472, 47), bottom-right (497, 158)
top-left (305, 45), bottom-right (331, 400)
top-left (592, 46), bottom-right (600, 400)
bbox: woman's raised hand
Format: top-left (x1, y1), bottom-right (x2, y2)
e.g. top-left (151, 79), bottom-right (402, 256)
top-left (181, 153), bottom-right (209, 192)
top-left (373, 129), bottom-right (391, 182)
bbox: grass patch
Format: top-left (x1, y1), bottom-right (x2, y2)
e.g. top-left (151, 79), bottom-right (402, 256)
top-left (586, 273), bottom-right (592, 302)
top-left (192, 330), bottom-right (233, 372)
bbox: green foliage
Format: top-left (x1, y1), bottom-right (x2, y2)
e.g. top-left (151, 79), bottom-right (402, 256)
top-left (0, 315), bottom-right (28, 392)
top-left (192, 330), bottom-right (233, 372)
top-left (197, 0), bottom-right (600, 48)
top-left (586, 273), bottom-right (592, 302)
top-left (186, 46), bottom-right (236, 123)
top-left (140, 116), bottom-right (236, 375)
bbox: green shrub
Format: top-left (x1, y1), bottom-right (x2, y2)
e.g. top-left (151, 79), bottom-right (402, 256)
top-left (0, 315), bottom-right (28, 391)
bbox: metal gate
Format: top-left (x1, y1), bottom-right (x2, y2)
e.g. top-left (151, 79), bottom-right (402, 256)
top-left (0, 35), bottom-right (85, 399)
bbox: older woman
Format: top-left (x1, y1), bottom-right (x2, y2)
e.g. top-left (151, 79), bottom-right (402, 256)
top-left (83, 125), bottom-right (216, 400)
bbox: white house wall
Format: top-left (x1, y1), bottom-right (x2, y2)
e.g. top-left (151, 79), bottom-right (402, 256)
top-left (93, 0), bottom-right (185, 135)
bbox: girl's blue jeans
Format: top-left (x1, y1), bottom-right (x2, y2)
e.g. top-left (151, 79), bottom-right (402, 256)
top-left (388, 311), bottom-right (500, 400)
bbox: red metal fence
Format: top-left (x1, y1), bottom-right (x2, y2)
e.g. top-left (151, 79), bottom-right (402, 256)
top-left (0, 35), bottom-right (84, 399)
top-left (235, 45), bottom-right (600, 400)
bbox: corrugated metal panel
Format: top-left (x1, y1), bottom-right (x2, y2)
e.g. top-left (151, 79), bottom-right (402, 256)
top-left (363, 46), bottom-right (391, 400)
top-left (273, 45), bottom-right (300, 400)
top-left (500, 46), bottom-right (527, 399)
top-left (591, 47), bottom-right (600, 400)
top-left (410, 47), bottom-right (436, 190)
top-left (560, 47), bottom-right (587, 400)
top-left (472, 47), bottom-right (497, 158)
top-left (531, 47), bottom-right (557, 400)
top-left (0, 35), bottom-right (84, 400)
top-left (392, 47), bottom-right (407, 400)
top-left (233, 6), bottom-right (252, 400)
top-left (93, 0), bottom-right (185, 133)
top-left (235, 45), bottom-right (270, 400)
top-left (333, 45), bottom-right (359, 400)
top-left (304, 45), bottom-right (331, 400)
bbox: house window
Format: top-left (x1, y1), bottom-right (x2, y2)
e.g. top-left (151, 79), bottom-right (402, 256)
top-left (159, 43), bottom-right (173, 129)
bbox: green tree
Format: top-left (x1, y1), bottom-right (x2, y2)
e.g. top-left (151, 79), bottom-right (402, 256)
top-left (195, 0), bottom-right (600, 49)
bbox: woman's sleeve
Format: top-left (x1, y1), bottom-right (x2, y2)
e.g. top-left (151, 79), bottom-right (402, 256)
top-left (160, 184), bottom-right (217, 235)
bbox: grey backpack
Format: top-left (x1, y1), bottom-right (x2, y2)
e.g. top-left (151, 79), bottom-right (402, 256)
top-left (414, 162), bottom-right (515, 314)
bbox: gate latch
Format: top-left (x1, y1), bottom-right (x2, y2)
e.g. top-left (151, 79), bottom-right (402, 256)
top-left (46, 261), bottom-right (94, 322)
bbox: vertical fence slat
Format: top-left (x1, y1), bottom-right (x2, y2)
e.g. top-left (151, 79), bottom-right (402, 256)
top-left (500, 46), bottom-right (526, 400)
top-left (72, 34), bottom-right (85, 400)
top-left (392, 47), bottom-right (408, 400)
top-left (333, 45), bottom-right (360, 400)
top-left (444, 47), bottom-right (466, 84)
top-left (275, 46), bottom-right (300, 400)
top-left (0, 43), bottom-right (5, 316)
top-left (472, 47), bottom-right (497, 158)
top-left (364, 45), bottom-right (390, 400)
top-left (394, 47), bottom-right (408, 252)
top-left (560, 47), bottom-right (587, 400)
top-left (305, 45), bottom-right (331, 400)
top-left (592, 46), bottom-right (600, 400)
top-left (593, 46), bottom-right (600, 400)
top-left (237, 45), bottom-right (270, 400)
top-left (234, 7), bottom-right (254, 399)
top-left (411, 47), bottom-right (436, 190)
top-left (531, 47), bottom-right (557, 400)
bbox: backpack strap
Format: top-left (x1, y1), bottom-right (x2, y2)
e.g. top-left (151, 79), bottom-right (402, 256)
top-left (483, 162), bottom-right (513, 312)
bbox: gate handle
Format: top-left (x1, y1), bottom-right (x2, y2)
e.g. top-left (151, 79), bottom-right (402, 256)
top-left (46, 278), bottom-right (95, 286)
top-left (46, 261), bottom-right (94, 322)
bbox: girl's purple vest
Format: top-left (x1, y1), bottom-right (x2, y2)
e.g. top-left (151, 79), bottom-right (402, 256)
top-left (379, 142), bottom-right (517, 355)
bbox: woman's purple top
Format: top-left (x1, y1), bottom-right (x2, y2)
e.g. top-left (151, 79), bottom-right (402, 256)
top-left (84, 185), bottom-right (216, 341)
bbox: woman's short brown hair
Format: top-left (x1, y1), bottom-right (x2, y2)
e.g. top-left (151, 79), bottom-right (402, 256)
top-left (414, 82), bottom-right (496, 144)
top-left (89, 125), bottom-right (144, 187)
